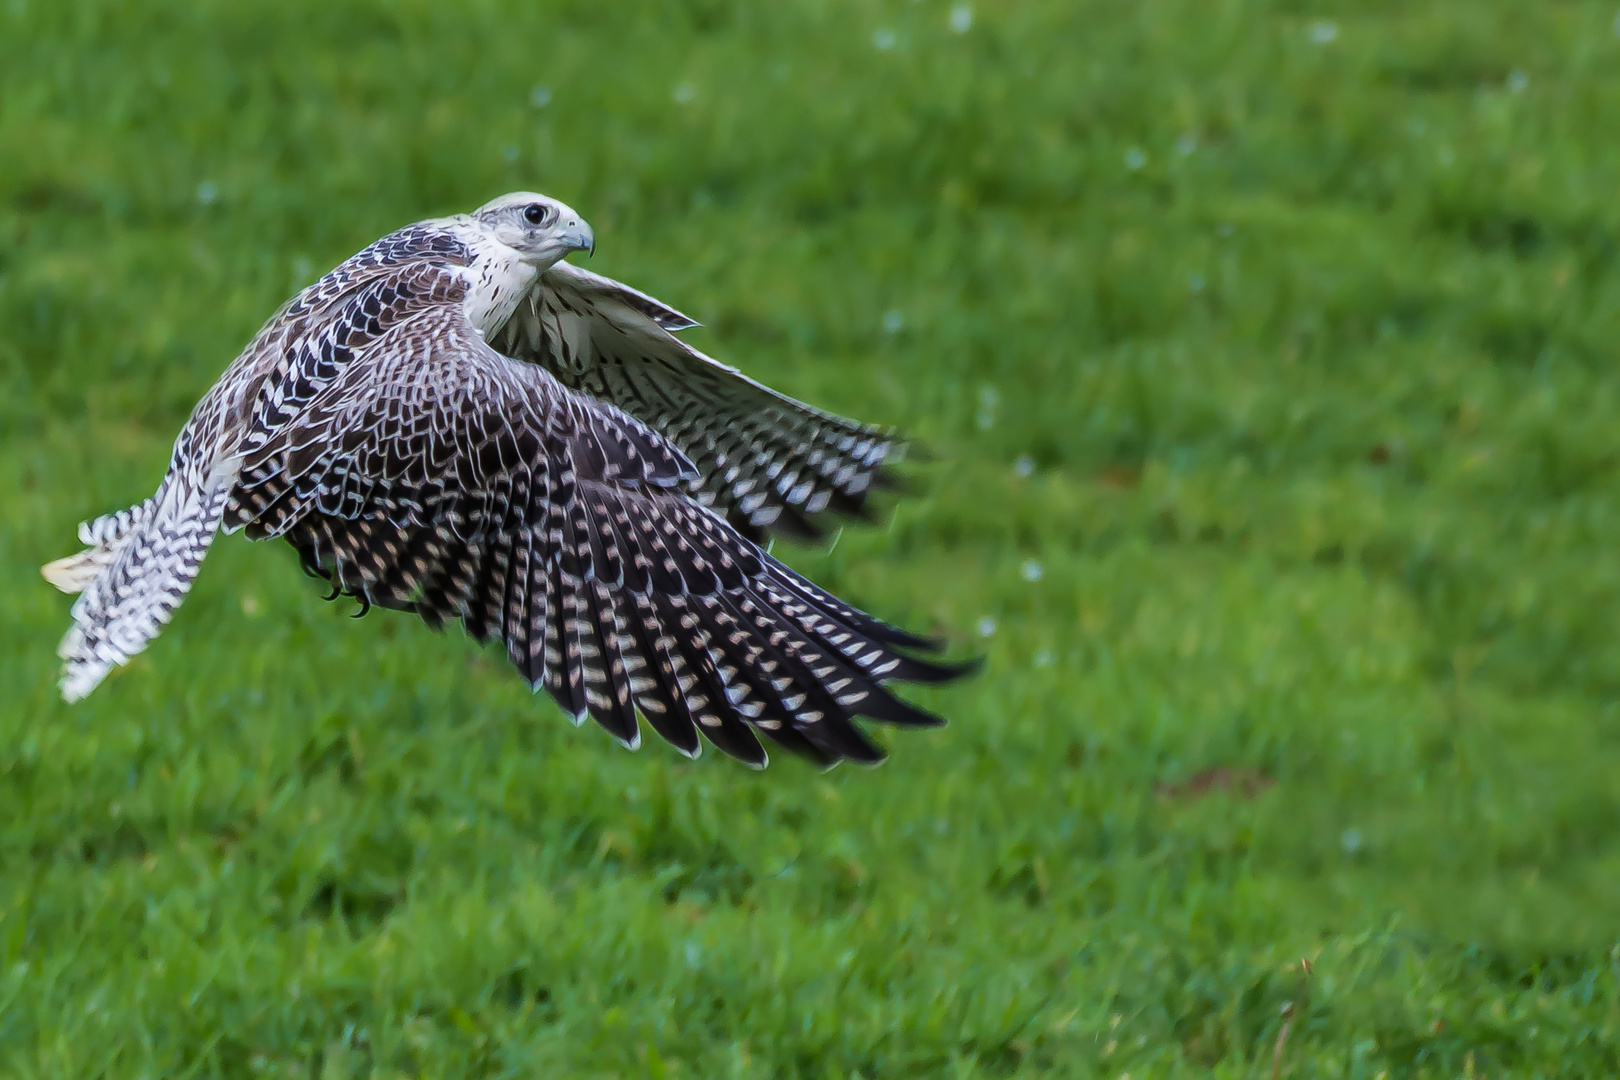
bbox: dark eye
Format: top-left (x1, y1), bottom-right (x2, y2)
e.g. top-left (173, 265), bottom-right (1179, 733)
top-left (523, 203), bottom-right (546, 225)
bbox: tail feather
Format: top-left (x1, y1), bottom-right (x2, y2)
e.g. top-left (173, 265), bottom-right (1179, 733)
top-left (42, 547), bottom-right (119, 595)
top-left (78, 498), bottom-right (157, 548)
top-left (41, 498), bottom-right (158, 595)
top-left (53, 480), bottom-right (229, 702)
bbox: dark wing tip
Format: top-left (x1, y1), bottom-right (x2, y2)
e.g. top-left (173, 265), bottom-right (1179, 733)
top-left (701, 718), bottom-right (770, 767)
top-left (818, 725), bottom-right (889, 766)
top-left (853, 687), bottom-right (948, 729)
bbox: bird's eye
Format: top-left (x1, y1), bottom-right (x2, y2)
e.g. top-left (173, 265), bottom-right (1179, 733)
top-left (523, 204), bottom-right (547, 225)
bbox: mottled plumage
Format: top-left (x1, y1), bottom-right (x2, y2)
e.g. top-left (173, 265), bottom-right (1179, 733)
top-left (43, 192), bottom-right (972, 766)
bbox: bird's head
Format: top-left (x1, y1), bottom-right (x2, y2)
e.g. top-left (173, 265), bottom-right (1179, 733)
top-left (473, 191), bottom-right (595, 266)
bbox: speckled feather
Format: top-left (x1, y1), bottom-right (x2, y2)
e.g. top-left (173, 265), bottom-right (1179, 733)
top-left (46, 197), bottom-right (971, 763)
top-left (491, 262), bottom-right (904, 542)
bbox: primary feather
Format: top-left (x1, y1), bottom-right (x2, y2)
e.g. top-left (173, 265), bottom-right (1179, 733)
top-left (43, 192), bottom-right (973, 766)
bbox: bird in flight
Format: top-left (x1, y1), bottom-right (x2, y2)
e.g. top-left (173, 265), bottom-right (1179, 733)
top-left (43, 192), bottom-right (973, 767)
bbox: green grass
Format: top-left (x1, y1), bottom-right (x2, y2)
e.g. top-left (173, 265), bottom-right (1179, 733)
top-left (5, 0), bottom-right (1620, 1074)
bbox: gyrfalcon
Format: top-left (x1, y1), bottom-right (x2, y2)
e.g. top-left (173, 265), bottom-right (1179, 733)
top-left (42, 192), bottom-right (973, 766)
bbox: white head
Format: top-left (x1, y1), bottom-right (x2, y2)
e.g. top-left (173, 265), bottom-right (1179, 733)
top-left (471, 191), bottom-right (595, 267)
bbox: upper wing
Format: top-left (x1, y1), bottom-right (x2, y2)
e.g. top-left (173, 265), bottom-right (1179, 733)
top-left (488, 261), bottom-right (905, 543)
top-left (224, 280), bottom-right (963, 767)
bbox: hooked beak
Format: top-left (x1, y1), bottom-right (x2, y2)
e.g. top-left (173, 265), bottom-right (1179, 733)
top-left (560, 218), bottom-right (595, 258)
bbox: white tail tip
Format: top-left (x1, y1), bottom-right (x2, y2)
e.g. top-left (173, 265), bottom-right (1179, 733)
top-left (59, 662), bottom-right (109, 703)
top-left (41, 549), bottom-right (109, 594)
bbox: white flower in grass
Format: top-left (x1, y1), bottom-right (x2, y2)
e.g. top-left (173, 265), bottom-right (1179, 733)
top-left (873, 27), bottom-right (897, 50)
top-left (977, 616), bottom-right (997, 637)
top-left (1020, 559), bottom-right (1044, 582)
top-left (1307, 20), bottom-right (1338, 44)
top-left (529, 84), bottom-right (552, 108)
top-left (949, 4), bottom-right (972, 33)
top-left (976, 385), bottom-right (999, 430)
top-left (1014, 454), bottom-right (1035, 478)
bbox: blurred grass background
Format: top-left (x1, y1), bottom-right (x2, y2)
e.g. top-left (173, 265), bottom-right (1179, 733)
top-left (4, 0), bottom-right (1620, 1075)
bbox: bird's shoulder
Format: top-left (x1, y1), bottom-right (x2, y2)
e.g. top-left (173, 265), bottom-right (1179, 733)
top-left (209, 221), bottom-right (491, 459)
top-left (278, 220), bottom-right (477, 327)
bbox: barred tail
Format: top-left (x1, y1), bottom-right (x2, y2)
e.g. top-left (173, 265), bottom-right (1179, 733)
top-left (41, 498), bottom-right (157, 594)
top-left (53, 478), bottom-right (230, 702)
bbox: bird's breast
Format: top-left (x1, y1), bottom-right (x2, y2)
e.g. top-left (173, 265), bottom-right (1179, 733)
top-left (461, 255), bottom-right (539, 338)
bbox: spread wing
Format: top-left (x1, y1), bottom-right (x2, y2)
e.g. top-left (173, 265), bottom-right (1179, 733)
top-left (224, 266), bottom-right (965, 767)
top-left (488, 261), bottom-right (905, 543)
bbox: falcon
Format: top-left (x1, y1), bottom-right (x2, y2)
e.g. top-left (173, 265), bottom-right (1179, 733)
top-left (42, 192), bottom-right (973, 766)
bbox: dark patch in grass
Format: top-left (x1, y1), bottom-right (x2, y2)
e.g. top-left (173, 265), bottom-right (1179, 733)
top-left (1097, 463), bottom-right (1142, 489)
top-left (1460, 942), bottom-right (1613, 995)
top-left (492, 964), bottom-right (560, 1022)
top-left (1147, 507), bottom-right (1181, 543)
top-left (1474, 311), bottom-right (1553, 365)
top-left (212, 819), bottom-right (253, 853)
top-left (407, 791), bottom-right (443, 818)
top-left (10, 180), bottom-right (100, 215)
top-left (989, 849), bottom-right (1050, 909)
top-left (297, 724), bottom-right (364, 786)
top-left (76, 821), bottom-right (149, 865)
top-left (190, 1034), bottom-right (265, 1077)
top-left (1520, 428), bottom-right (1620, 499)
top-left (1431, 205), bottom-right (1545, 260)
top-left (302, 874), bottom-right (401, 930)
top-left (1380, 294), bottom-right (1437, 339)
top-left (274, 821), bottom-right (415, 930)
top-left (1156, 767), bottom-right (1275, 803)
top-left (1381, 59), bottom-right (1513, 92)
top-left (818, 854), bottom-right (873, 917)
top-left (962, 1039), bottom-right (1025, 1076)
top-left (1313, 541), bottom-right (1346, 566)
